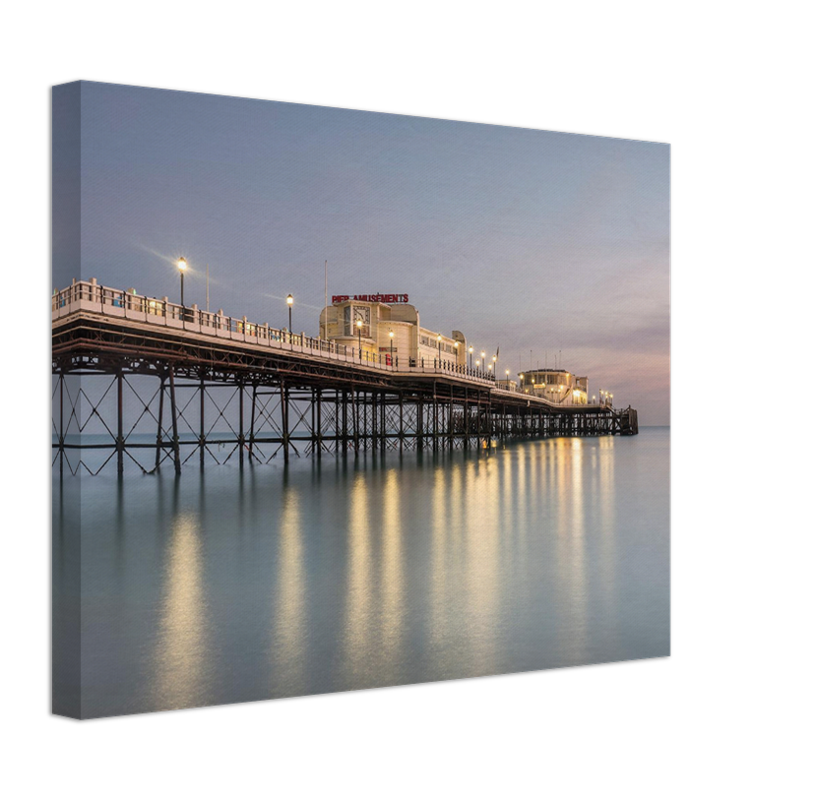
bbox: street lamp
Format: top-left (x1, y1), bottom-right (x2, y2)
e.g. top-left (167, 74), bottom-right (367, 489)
top-left (286, 294), bottom-right (293, 337)
top-left (389, 329), bottom-right (394, 363)
top-left (437, 333), bottom-right (442, 364)
top-left (481, 351), bottom-right (486, 376)
top-left (357, 318), bottom-right (363, 360)
top-left (176, 257), bottom-right (187, 311)
top-left (468, 345), bottom-right (473, 370)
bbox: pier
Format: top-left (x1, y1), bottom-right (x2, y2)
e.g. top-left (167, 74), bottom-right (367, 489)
top-left (52, 280), bottom-right (638, 476)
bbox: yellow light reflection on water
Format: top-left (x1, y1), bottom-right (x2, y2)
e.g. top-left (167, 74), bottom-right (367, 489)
top-left (429, 459), bottom-right (451, 663)
top-left (342, 472), bottom-right (373, 684)
top-left (378, 467), bottom-right (405, 674)
top-left (271, 487), bottom-right (305, 693)
top-left (463, 456), bottom-right (501, 676)
top-left (152, 511), bottom-right (209, 710)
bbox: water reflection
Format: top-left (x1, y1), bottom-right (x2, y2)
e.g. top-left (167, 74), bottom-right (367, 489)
top-left (343, 471), bottom-right (374, 685)
top-left (379, 467), bottom-right (405, 682)
top-left (68, 429), bottom-right (669, 718)
top-left (271, 485), bottom-right (305, 694)
top-left (152, 504), bottom-right (210, 711)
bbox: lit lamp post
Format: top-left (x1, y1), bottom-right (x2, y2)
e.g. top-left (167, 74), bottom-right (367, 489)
top-left (177, 257), bottom-right (187, 314)
top-left (357, 318), bottom-right (363, 360)
top-left (437, 334), bottom-right (442, 364)
top-left (389, 329), bottom-right (394, 364)
top-left (286, 294), bottom-right (294, 347)
top-left (468, 346), bottom-right (474, 370)
top-left (519, 373), bottom-right (524, 393)
top-left (481, 352), bottom-right (486, 376)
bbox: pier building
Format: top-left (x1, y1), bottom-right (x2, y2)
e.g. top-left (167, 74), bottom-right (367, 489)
top-left (518, 369), bottom-right (590, 405)
top-left (319, 295), bottom-right (466, 368)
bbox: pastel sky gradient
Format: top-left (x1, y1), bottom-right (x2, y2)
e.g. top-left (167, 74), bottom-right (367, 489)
top-left (59, 82), bottom-right (669, 424)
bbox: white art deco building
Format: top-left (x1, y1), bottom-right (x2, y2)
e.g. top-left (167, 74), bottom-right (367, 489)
top-left (319, 294), bottom-right (467, 368)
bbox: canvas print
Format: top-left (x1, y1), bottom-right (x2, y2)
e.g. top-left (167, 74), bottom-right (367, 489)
top-left (52, 81), bottom-right (670, 719)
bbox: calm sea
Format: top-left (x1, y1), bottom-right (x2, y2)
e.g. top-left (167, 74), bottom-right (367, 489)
top-left (53, 427), bottom-right (670, 718)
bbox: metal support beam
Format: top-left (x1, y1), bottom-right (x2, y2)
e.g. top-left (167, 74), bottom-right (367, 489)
top-left (168, 366), bottom-right (181, 475)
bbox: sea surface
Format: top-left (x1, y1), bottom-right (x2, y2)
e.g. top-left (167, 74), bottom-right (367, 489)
top-left (53, 428), bottom-right (670, 718)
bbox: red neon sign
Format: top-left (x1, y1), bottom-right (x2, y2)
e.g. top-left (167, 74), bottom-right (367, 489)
top-left (332, 293), bottom-right (409, 304)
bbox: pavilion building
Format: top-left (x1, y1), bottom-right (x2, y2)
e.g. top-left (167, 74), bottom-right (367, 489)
top-left (319, 295), bottom-right (466, 368)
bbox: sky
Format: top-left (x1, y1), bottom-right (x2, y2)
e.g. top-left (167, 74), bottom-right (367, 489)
top-left (56, 81), bottom-right (669, 424)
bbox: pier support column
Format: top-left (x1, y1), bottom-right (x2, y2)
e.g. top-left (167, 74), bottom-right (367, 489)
top-left (59, 372), bottom-right (65, 476)
top-left (352, 389), bottom-right (359, 454)
top-left (116, 368), bottom-right (124, 476)
top-left (168, 366), bottom-right (181, 475)
top-left (341, 390), bottom-right (348, 456)
top-left (463, 388), bottom-right (469, 450)
top-left (199, 373), bottom-right (206, 468)
top-left (315, 388), bottom-right (322, 459)
top-left (417, 398), bottom-right (424, 452)
top-left (155, 373), bottom-right (165, 470)
top-left (380, 393), bottom-right (386, 454)
top-left (248, 382), bottom-right (258, 463)
top-left (238, 381), bottom-right (245, 467)
top-left (399, 392), bottom-right (404, 454)
top-left (448, 385), bottom-right (454, 450)
top-left (282, 380), bottom-right (290, 464)
top-left (432, 383), bottom-right (438, 454)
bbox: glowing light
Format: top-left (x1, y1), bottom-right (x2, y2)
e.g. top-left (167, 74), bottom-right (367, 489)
top-left (437, 334), bottom-right (442, 341)
top-left (356, 319), bottom-right (363, 328)
top-left (389, 330), bottom-right (394, 339)
top-left (286, 294), bottom-right (294, 306)
top-left (176, 257), bottom-right (187, 271)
